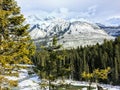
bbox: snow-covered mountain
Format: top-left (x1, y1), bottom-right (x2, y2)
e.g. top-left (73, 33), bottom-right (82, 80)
top-left (97, 23), bottom-right (120, 37)
top-left (27, 15), bottom-right (114, 49)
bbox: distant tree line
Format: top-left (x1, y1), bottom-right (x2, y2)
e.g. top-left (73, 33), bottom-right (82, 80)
top-left (31, 36), bottom-right (120, 85)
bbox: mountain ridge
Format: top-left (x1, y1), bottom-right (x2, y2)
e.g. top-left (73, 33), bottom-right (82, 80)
top-left (27, 16), bottom-right (114, 49)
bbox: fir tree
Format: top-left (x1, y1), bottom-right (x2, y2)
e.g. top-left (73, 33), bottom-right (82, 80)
top-left (0, 0), bottom-right (35, 88)
top-left (32, 36), bottom-right (70, 90)
top-left (0, 0), bottom-right (35, 65)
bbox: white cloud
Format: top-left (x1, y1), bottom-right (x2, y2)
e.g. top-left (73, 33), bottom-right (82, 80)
top-left (15, 0), bottom-right (120, 25)
top-left (87, 5), bottom-right (97, 16)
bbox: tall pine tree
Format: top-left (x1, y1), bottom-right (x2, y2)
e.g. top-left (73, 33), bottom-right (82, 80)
top-left (0, 0), bottom-right (35, 83)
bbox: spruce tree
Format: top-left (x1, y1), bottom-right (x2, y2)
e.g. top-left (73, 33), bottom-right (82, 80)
top-left (0, 0), bottom-right (35, 88)
top-left (33, 36), bottom-right (70, 90)
top-left (0, 0), bottom-right (35, 64)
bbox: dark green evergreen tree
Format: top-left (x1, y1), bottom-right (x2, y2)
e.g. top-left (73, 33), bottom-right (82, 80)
top-left (33, 36), bottom-right (70, 90)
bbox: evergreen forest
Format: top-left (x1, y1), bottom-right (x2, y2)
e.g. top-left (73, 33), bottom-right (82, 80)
top-left (32, 36), bottom-right (120, 85)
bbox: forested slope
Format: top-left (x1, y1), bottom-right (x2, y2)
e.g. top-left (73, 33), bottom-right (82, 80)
top-left (32, 36), bottom-right (120, 85)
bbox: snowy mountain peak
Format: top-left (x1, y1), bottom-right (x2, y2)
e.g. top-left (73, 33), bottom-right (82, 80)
top-left (28, 16), bottom-right (114, 48)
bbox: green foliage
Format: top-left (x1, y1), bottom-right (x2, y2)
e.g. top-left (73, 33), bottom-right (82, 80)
top-left (0, 0), bottom-right (35, 88)
top-left (32, 36), bottom-right (70, 89)
top-left (67, 37), bottom-right (120, 84)
top-left (93, 67), bottom-right (110, 80)
top-left (32, 35), bottom-right (120, 85)
top-left (81, 72), bottom-right (93, 80)
top-left (82, 67), bottom-right (110, 82)
top-left (81, 67), bottom-right (110, 90)
top-left (9, 80), bottom-right (18, 87)
top-left (0, 0), bottom-right (35, 64)
top-left (52, 36), bottom-right (57, 46)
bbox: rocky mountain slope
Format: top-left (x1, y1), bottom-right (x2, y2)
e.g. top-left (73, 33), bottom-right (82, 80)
top-left (26, 16), bottom-right (114, 49)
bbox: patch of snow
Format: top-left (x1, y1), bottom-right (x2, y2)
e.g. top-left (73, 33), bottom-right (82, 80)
top-left (4, 65), bottom-right (40, 90)
top-left (29, 75), bottom-right (40, 83)
top-left (3, 65), bottom-right (120, 90)
top-left (5, 76), bottom-right (18, 81)
top-left (17, 68), bottom-right (41, 90)
top-left (18, 80), bottom-right (40, 90)
top-left (54, 80), bottom-right (120, 90)
top-left (16, 64), bottom-right (35, 67)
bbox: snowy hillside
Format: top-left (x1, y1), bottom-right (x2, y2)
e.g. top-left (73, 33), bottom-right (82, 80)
top-left (26, 16), bottom-right (114, 49)
top-left (5, 66), bottom-right (120, 90)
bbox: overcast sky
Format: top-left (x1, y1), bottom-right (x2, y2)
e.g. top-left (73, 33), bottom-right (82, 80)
top-left (16, 0), bottom-right (120, 24)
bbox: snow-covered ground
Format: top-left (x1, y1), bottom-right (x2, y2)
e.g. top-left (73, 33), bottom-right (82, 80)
top-left (18, 69), bottom-right (40, 90)
top-left (63, 80), bottom-right (120, 90)
top-left (5, 66), bottom-right (120, 90)
top-left (5, 69), bottom-right (40, 90)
